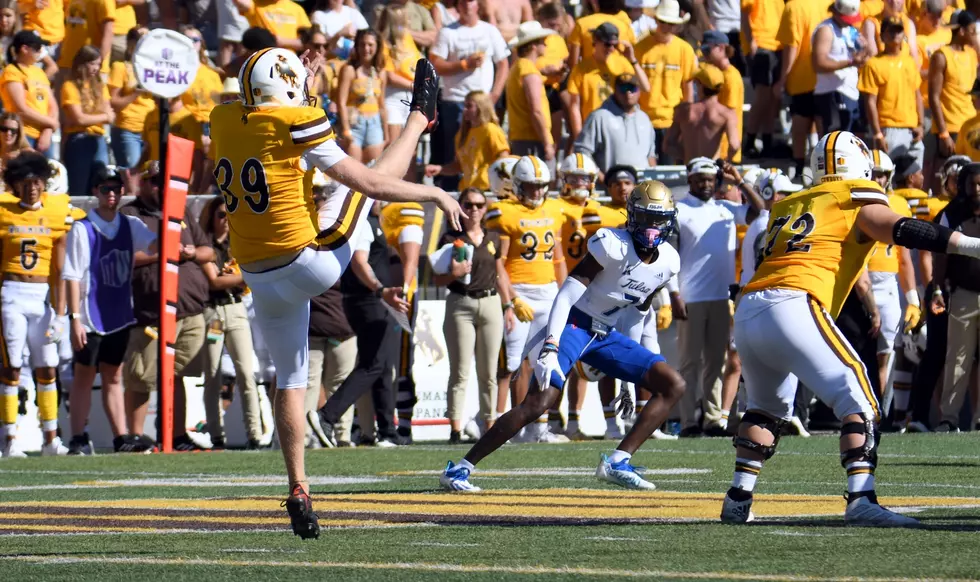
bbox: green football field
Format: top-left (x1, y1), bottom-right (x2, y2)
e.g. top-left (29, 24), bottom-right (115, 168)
top-left (1, 433), bottom-right (979, 581)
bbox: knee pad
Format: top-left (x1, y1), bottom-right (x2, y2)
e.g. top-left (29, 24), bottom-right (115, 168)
top-left (732, 410), bottom-right (787, 460)
top-left (840, 413), bottom-right (879, 468)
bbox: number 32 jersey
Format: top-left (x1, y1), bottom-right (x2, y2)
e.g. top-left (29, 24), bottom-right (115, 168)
top-left (743, 178), bottom-right (888, 318)
top-left (576, 227), bottom-right (680, 327)
top-left (0, 193), bottom-right (73, 277)
top-left (486, 198), bottom-right (564, 285)
top-left (210, 102), bottom-right (339, 265)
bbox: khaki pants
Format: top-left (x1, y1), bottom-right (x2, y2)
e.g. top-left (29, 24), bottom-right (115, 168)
top-left (940, 288), bottom-right (980, 426)
top-left (305, 336), bottom-right (359, 443)
top-left (124, 314), bottom-right (206, 393)
top-left (443, 292), bottom-right (504, 424)
top-left (203, 302), bottom-right (262, 442)
top-left (677, 299), bottom-right (729, 429)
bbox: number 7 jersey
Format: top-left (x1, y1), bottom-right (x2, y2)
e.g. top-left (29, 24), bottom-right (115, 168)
top-left (743, 178), bottom-right (888, 318)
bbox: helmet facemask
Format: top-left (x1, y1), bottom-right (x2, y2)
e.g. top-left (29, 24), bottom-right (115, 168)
top-left (518, 180), bottom-right (549, 209)
top-left (561, 172), bottom-right (594, 202)
top-left (628, 204), bottom-right (676, 249)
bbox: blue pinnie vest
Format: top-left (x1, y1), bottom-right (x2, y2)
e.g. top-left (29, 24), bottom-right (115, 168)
top-left (79, 215), bottom-right (136, 334)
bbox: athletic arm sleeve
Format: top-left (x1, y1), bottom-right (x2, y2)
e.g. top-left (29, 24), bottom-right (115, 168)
top-left (545, 276), bottom-right (588, 344)
top-left (62, 222), bottom-right (89, 282)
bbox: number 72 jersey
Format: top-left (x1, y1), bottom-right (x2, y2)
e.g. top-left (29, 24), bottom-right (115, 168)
top-left (743, 178), bottom-right (888, 318)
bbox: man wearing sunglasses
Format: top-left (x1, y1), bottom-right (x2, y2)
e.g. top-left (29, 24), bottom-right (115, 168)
top-left (573, 73), bottom-right (657, 179)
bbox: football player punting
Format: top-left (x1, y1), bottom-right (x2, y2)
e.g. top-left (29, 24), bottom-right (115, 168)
top-left (486, 155), bottom-right (568, 444)
top-left (210, 51), bottom-right (461, 539)
top-left (0, 153), bottom-right (73, 458)
top-left (441, 181), bottom-right (687, 492)
top-left (722, 131), bottom-right (980, 527)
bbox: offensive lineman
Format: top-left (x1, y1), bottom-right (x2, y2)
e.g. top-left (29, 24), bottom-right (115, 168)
top-left (441, 181), bottom-right (687, 492)
top-left (722, 131), bottom-right (980, 527)
top-left (210, 52), bottom-right (462, 538)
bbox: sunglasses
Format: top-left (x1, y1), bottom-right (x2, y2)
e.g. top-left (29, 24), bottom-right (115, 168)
top-left (601, 41), bottom-right (618, 48)
top-left (0, 126), bottom-right (17, 135)
top-left (188, 36), bottom-right (202, 43)
top-left (98, 184), bottom-right (121, 194)
top-left (216, 210), bottom-right (228, 218)
top-left (462, 201), bottom-right (486, 210)
top-left (617, 83), bottom-right (639, 93)
top-left (312, 43), bottom-right (326, 49)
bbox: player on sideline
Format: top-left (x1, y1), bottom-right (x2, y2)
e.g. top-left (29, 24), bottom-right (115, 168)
top-left (722, 131), bottom-right (980, 527)
top-left (440, 181), bottom-right (687, 492)
top-left (210, 52), bottom-right (462, 539)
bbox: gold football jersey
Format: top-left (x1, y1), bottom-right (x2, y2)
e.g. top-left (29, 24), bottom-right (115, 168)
top-left (867, 193), bottom-right (913, 274)
top-left (486, 198), bottom-right (563, 285)
top-left (896, 188), bottom-right (948, 223)
top-left (556, 198), bottom-right (601, 271)
top-left (210, 101), bottom-right (335, 264)
top-left (0, 193), bottom-right (73, 278)
top-left (744, 179), bottom-right (888, 318)
top-left (380, 202), bottom-right (426, 249)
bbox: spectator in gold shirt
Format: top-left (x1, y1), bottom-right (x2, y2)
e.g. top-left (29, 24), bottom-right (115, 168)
top-left (0, 31), bottom-right (58, 155)
top-left (506, 22), bottom-right (555, 163)
top-left (108, 27), bottom-right (154, 170)
top-left (234, 0), bottom-right (311, 50)
top-left (741, 0), bottom-right (785, 158)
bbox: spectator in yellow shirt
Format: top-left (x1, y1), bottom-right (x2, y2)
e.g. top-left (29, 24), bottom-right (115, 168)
top-left (567, 0), bottom-right (637, 66)
top-left (108, 27), bottom-right (153, 170)
top-left (859, 16), bottom-right (925, 166)
top-left (565, 22), bottom-right (648, 150)
top-left (701, 31), bottom-right (744, 163)
top-left (954, 80), bottom-right (980, 160)
top-left (634, 0), bottom-right (696, 165)
top-left (378, 5), bottom-right (422, 143)
top-left (741, 0), bottom-right (785, 158)
top-left (915, 0), bottom-right (951, 111)
top-left (58, 0), bottom-right (115, 75)
top-left (234, 0), bottom-right (311, 51)
top-left (0, 31), bottom-right (58, 155)
top-left (535, 2), bottom-right (570, 149)
top-left (337, 29), bottom-right (388, 165)
top-left (108, 0), bottom-right (139, 62)
top-left (861, 0), bottom-right (919, 62)
top-left (506, 22), bottom-right (555, 163)
top-left (61, 46), bottom-right (114, 196)
top-left (180, 26), bottom-right (224, 126)
top-left (18, 0), bottom-right (65, 49)
top-left (425, 90), bottom-right (509, 191)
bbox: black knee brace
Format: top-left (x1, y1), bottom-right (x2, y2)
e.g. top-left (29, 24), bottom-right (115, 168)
top-left (840, 413), bottom-right (879, 468)
top-left (732, 410), bottom-right (787, 460)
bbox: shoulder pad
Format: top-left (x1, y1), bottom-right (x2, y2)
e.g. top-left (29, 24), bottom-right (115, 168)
top-left (656, 242), bottom-right (681, 275)
top-left (587, 227), bottom-right (629, 267)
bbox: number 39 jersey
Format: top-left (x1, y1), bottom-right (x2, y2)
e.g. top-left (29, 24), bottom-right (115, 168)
top-left (743, 178), bottom-right (888, 318)
top-left (577, 228), bottom-right (680, 327)
top-left (0, 193), bottom-right (74, 277)
top-left (486, 198), bottom-right (564, 285)
top-left (210, 101), bottom-right (337, 265)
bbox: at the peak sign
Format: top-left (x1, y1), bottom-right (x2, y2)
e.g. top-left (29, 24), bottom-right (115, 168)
top-left (132, 29), bottom-right (201, 100)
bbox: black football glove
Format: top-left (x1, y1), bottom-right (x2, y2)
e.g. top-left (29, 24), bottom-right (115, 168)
top-left (408, 58), bottom-right (439, 133)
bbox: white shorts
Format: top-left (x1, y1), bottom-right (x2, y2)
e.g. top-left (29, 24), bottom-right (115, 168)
top-left (870, 271), bottom-right (901, 354)
top-left (733, 289), bottom-right (877, 421)
top-left (0, 281), bottom-right (58, 369)
top-left (507, 282), bottom-right (558, 373)
top-left (243, 293), bottom-right (275, 383)
top-left (639, 308), bottom-right (660, 354)
top-left (384, 89), bottom-right (411, 127)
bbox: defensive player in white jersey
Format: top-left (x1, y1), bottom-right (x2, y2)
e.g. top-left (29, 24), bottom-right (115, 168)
top-left (211, 52), bottom-right (462, 539)
top-left (441, 181), bottom-right (687, 492)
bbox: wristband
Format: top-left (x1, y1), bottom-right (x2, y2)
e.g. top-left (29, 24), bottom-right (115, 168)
top-left (373, 286), bottom-right (384, 298)
top-left (68, 312), bottom-right (81, 321)
top-left (630, 60), bottom-right (639, 66)
top-left (932, 287), bottom-right (944, 298)
top-left (939, 131), bottom-right (951, 139)
top-left (502, 302), bottom-right (514, 310)
top-left (905, 290), bottom-right (920, 307)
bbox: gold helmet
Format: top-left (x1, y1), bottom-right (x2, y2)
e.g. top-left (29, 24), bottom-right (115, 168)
top-left (627, 180), bottom-right (677, 249)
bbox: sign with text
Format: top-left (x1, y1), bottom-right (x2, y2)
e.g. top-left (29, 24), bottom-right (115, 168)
top-left (133, 29), bottom-right (200, 99)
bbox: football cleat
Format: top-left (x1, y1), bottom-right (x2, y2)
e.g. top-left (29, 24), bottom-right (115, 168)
top-left (596, 453), bottom-right (656, 490)
top-left (440, 461), bottom-right (481, 492)
top-left (844, 496), bottom-right (920, 527)
top-left (2, 440), bottom-right (26, 458)
top-left (651, 428), bottom-right (678, 441)
top-left (408, 58), bottom-right (439, 133)
top-left (720, 492), bottom-right (755, 524)
top-left (537, 428), bottom-right (570, 444)
top-left (787, 416), bottom-right (811, 437)
top-left (41, 437), bottom-right (69, 456)
top-left (904, 420), bottom-right (930, 433)
top-left (310, 410), bottom-right (336, 448)
top-left (566, 429), bottom-right (591, 441)
top-left (67, 433), bottom-right (94, 456)
top-left (604, 425), bottom-right (625, 440)
top-left (283, 484), bottom-right (321, 539)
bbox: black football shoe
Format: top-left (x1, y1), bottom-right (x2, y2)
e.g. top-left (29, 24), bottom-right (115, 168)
top-left (282, 483), bottom-right (320, 540)
top-left (408, 58), bottom-right (439, 133)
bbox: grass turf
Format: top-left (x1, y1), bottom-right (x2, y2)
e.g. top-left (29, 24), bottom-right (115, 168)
top-left (1, 433), bottom-right (978, 580)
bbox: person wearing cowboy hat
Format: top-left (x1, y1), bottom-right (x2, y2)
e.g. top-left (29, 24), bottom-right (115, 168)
top-left (507, 21), bottom-right (557, 162)
top-left (566, 0), bottom-right (638, 67)
top-left (635, 0), bottom-right (696, 165)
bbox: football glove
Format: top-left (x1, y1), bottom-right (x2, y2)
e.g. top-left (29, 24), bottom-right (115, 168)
top-left (512, 296), bottom-right (535, 323)
top-left (903, 303), bottom-right (922, 334)
top-left (609, 384), bottom-right (635, 420)
top-left (408, 58), bottom-right (439, 133)
top-left (46, 313), bottom-right (67, 344)
top-left (656, 305), bottom-right (672, 330)
top-left (533, 340), bottom-right (564, 389)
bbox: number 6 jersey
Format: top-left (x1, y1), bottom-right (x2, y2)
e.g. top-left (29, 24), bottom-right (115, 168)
top-left (743, 178), bottom-right (888, 318)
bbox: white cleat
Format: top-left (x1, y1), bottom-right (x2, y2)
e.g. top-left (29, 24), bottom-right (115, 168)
top-left (41, 437), bottom-right (69, 456)
top-left (844, 496), bottom-right (920, 527)
top-left (439, 461), bottom-right (482, 492)
top-left (537, 429), bottom-right (570, 444)
top-left (2, 441), bottom-right (27, 458)
top-left (509, 428), bottom-right (534, 444)
top-left (904, 420), bottom-right (930, 433)
top-left (565, 429), bottom-right (591, 441)
top-left (720, 492), bottom-right (755, 524)
top-left (604, 426), bottom-right (625, 440)
top-left (596, 454), bottom-right (656, 490)
top-left (651, 428), bottom-right (678, 440)
top-left (788, 416), bottom-right (811, 437)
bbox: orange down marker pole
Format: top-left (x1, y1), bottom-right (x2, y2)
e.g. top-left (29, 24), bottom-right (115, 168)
top-left (158, 135), bottom-right (193, 453)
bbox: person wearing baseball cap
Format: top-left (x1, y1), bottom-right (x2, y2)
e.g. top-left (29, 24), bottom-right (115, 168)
top-left (624, 0), bottom-right (658, 39)
top-left (0, 30), bottom-right (57, 156)
top-left (566, 0), bottom-right (638, 66)
top-left (811, 0), bottom-right (868, 134)
top-left (666, 64), bottom-right (740, 162)
top-left (701, 30), bottom-right (744, 163)
top-left (634, 0), bottom-right (698, 165)
top-left (928, 9), bottom-right (978, 194)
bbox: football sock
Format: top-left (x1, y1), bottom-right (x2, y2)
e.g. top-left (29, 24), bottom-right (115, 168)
top-left (534, 414), bottom-right (548, 437)
top-left (603, 406), bottom-right (617, 433)
top-left (731, 457), bottom-right (763, 493)
top-left (458, 459), bottom-right (475, 472)
top-left (794, 158), bottom-right (805, 179)
top-left (548, 408), bottom-right (563, 432)
top-left (608, 449), bottom-right (630, 464)
top-left (1, 382), bottom-right (17, 426)
top-left (37, 381), bottom-right (58, 432)
top-left (567, 410), bottom-right (580, 434)
top-left (721, 409), bottom-right (730, 429)
top-left (893, 387), bottom-right (911, 414)
top-left (635, 400), bottom-right (647, 415)
top-left (845, 461), bottom-right (875, 495)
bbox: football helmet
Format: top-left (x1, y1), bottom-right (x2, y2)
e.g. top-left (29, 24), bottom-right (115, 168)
top-left (902, 324), bottom-right (927, 365)
top-left (46, 160), bottom-right (68, 194)
top-left (941, 155), bottom-right (971, 197)
top-left (558, 152), bottom-right (598, 202)
top-left (575, 360), bottom-right (605, 382)
top-left (870, 149), bottom-right (894, 190)
top-left (511, 155), bottom-right (551, 209)
top-left (757, 168), bottom-right (802, 201)
top-left (239, 48), bottom-right (310, 108)
top-left (627, 180), bottom-right (677, 249)
top-left (810, 131), bottom-right (873, 183)
top-left (488, 156), bottom-right (520, 200)
top-left (742, 167), bottom-right (766, 191)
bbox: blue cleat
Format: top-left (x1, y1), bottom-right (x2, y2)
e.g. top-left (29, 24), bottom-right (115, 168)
top-left (596, 453), bottom-right (656, 490)
top-left (440, 461), bottom-right (482, 492)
